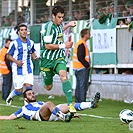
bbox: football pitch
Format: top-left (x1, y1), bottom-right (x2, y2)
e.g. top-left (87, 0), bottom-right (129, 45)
top-left (0, 92), bottom-right (133, 133)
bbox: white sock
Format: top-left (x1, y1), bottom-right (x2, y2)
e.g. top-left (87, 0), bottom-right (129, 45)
top-left (80, 102), bottom-right (92, 109)
top-left (74, 102), bottom-right (92, 110)
top-left (7, 89), bottom-right (17, 99)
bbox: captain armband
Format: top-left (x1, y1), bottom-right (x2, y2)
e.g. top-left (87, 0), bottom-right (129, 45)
top-left (43, 35), bottom-right (53, 43)
top-left (59, 43), bottom-right (65, 49)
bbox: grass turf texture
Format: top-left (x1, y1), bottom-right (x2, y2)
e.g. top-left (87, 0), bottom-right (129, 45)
top-left (0, 92), bottom-right (133, 133)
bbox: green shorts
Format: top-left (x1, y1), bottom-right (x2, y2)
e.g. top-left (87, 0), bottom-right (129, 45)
top-left (40, 58), bottom-right (67, 86)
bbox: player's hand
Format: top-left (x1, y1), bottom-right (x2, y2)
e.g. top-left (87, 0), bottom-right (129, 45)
top-left (65, 42), bottom-right (73, 48)
top-left (68, 21), bottom-right (76, 27)
top-left (16, 60), bottom-right (24, 67)
top-left (33, 56), bottom-right (38, 61)
top-left (31, 53), bottom-right (38, 61)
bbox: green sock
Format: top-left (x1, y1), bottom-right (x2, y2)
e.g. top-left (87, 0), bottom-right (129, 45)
top-left (62, 80), bottom-right (72, 105)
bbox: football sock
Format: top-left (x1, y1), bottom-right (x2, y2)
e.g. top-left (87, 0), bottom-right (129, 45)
top-left (7, 89), bottom-right (22, 98)
top-left (52, 107), bottom-right (65, 121)
top-left (52, 107), bottom-right (61, 115)
top-left (74, 102), bottom-right (92, 110)
top-left (25, 86), bottom-right (32, 90)
top-left (62, 80), bottom-right (72, 105)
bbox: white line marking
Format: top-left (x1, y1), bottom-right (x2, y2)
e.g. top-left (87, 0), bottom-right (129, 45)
top-left (0, 103), bottom-right (20, 108)
top-left (77, 113), bottom-right (119, 119)
top-left (0, 103), bottom-right (118, 120)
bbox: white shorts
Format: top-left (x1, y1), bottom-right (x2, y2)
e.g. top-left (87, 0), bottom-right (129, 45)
top-left (35, 110), bottom-right (43, 121)
top-left (13, 73), bottom-right (34, 89)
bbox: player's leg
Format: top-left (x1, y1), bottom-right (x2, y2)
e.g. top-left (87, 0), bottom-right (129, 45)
top-left (24, 73), bottom-right (33, 90)
top-left (38, 102), bottom-right (53, 121)
top-left (40, 68), bottom-right (53, 91)
top-left (24, 73), bottom-right (33, 85)
top-left (57, 93), bottom-right (100, 113)
top-left (56, 104), bottom-right (69, 113)
top-left (23, 73), bottom-right (34, 105)
top-left (6, 75), bottom-right (23, 105)
top-left (57, 103), bottom-right (93, 112)
top-left (74, 92), bottom-right (101, 110)
top-left (55, 63), bottom-right (76, 113)
top-left (39, 101), bottom-right (72, 122)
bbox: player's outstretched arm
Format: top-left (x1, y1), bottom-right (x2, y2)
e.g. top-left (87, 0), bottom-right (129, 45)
top-left (0, 114), bottom-right (17, 120)
top-left (63, 21), bottom-right (76, 31)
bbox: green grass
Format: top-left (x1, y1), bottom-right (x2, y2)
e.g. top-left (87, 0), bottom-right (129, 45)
top-left (0, 92), bottom-right (133, 133)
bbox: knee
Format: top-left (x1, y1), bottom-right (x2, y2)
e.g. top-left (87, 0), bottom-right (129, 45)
top-left (45, 101), bottom-right (54, 107)
top-left (46, 101), bottom-right (53, 105)
top-left (14, 89), bottom-right (22, 96)
top-left (45, 85), bottom-right (53, 91)
top-left (59, 70), bottom-right (68, 82)
top-left (16, 88), bottom-right (23, 92)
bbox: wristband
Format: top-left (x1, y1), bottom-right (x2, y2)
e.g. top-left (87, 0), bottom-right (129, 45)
top-left (59, 43), bottom-right (65, 49)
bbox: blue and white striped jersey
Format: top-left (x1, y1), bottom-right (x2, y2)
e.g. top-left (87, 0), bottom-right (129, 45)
top-left (14, 101), bottom-right (45, 120)
top-left (7, 37), bottom-right (36, 75)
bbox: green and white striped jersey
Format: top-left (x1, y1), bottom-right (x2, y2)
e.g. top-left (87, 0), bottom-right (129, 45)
top-left (41, 21), bottom-right (66, 61)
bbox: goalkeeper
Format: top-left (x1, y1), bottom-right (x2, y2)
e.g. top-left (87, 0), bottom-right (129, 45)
top-left (0, 89), bottom-right (100, 122)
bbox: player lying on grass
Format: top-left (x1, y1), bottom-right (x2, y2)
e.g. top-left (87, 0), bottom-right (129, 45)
top-left (0, 89), bottom-right (100, 122)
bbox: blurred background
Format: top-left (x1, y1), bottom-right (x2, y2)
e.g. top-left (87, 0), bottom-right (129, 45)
top-left (0, 0), bottom-right (132, 26)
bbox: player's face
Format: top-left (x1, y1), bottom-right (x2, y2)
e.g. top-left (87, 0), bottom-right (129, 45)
top-left (18, 26), bottom-right (27, 39)
top-left (53, 13), bottom-right (64, 26)
top-left (25, 90), bottom-right (36, 103)
top-left (86, 30), bottom-right (91, 39)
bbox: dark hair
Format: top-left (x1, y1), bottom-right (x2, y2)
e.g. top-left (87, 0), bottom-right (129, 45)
top-left (17, 23), bottom-right (27, 34)
top-left (52, 5), bottom-right (64, 16)
top-left (5, 38), bottom-right (12, 43)
top-left (80, 28), bottom-right (90, 38)
top-left (23, 89), bottom-right (32, 98)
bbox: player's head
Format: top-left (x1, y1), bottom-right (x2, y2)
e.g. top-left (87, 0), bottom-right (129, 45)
top-left (80, 28), bottom-right (91, 40)
top-left (23, 89), bottom-right (36, 103)
top-left (17, 23), bottom-right (28, 38)
top-left (52, 5), bottom-right (64, 26)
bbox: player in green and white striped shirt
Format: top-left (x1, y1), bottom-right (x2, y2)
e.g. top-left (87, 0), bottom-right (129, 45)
top-left (40, 5), bottom-right (76, 114)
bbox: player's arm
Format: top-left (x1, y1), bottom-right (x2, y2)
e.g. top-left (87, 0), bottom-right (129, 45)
top-left (45, 42), bottom-right (73, 50)
top-left (30, 43), bottom-right (38, 60)
top-left (45, 44), bottom-right (60, 50)
top-left (0, 113), bottom-right (17, 120)
top-left (31, 52), bottom-right (38, 60)
top-left (6, 54), bottom-right (23, 67)
top-left (63, 21), bottom-right (76, 31)
top-left (43, 35), bottom-right (73, 50)
top-left (6, 54), bottom-right (17, 63)
top-left (6, 43), bottom-right (23, 67)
